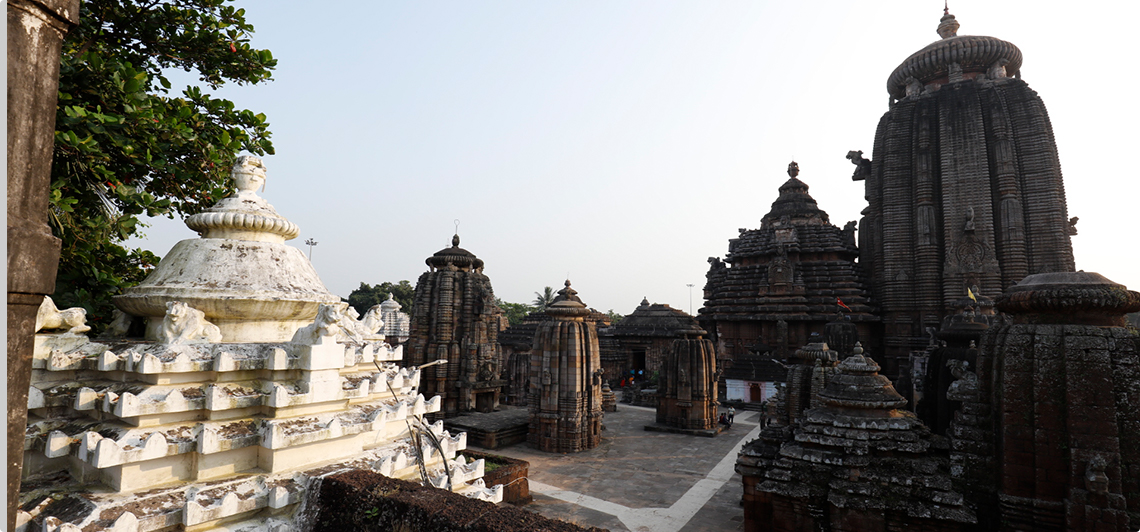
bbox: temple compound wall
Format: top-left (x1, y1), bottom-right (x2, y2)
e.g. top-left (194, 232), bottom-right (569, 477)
top-left (404, 234), bottom-right (504, 418)
top-left (857, 11), bottom-right (1076, 378)
top-left (527, 281), bottom-right (604, 453)
top-left (19, 159), bottom-right (499, 532)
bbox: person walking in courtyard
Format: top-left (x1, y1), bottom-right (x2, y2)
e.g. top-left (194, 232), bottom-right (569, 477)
top-left (727, 406), bottom-right (735, 424)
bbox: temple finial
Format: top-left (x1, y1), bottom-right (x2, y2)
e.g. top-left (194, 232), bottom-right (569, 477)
top-left (937, 4), bottom-right (960, 39)
top-left (787, 161), bottom-right (800, 178)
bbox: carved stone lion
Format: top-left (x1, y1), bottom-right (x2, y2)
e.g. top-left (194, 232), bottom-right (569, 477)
top-left (846, 150), bottom-right (872, 181)
top-left (905, 76), bottom-right (923, 97)
top-left (361, 305), bottom-right (385, 336)
top-left (35, 296), bottom-right (90, 334)
top-left (291, 304), bottom-right (343, 344)
top-left (159, 301), bottom-right (222, 344)
top-left (987, 58), bottom-right (1009, 80)
top-left (100, 309), bottom-right (134, 338)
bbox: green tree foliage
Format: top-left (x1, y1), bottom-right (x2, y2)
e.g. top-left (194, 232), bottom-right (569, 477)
top-left (495, 299), bottom-right (536, 327)
top-left (605, 309), bottom-right (624, 324)
top-left (347, 281), bottom-right (415, 316)
top-left (49, 0), bottom-right (277, 331)
top-left (532, 286), bottom-right (556, 310)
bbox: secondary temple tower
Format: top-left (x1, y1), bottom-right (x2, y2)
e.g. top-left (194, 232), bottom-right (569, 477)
top-left (701, 162), bottom-right (876, 397)
top-left (528, 281), bottom-right (604, 453)
top-left (405, 234), bottom-right (504, 417)
top-left (655, 324), bottom-right (719, 432)
top-left (952, 272), bottom-right (1140, 530)
top-left (856, 11), bottom-right (1075, 374)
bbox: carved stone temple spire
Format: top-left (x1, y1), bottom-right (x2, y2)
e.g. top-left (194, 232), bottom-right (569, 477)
top-left (528, 280), bottom-right (604, 452)
top-left (865, 10), bottom-right (1071, 377)
top-left (405, 231), bottom-right (502, 418)
top-left (751, 343), bottom-right (977, 529)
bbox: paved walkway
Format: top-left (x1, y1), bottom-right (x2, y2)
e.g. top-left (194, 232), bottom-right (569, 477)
top-left (483, 405), bottom-right (760, 532)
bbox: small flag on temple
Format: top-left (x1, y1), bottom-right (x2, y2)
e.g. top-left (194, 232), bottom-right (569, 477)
top-left (837, 297), bottom-right (851, 312)
top-left (967, 287), bottom-right (977, 302)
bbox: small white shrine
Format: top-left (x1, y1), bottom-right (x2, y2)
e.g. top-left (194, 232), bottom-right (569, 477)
top-left (20, 157), bottom-right (500, 532)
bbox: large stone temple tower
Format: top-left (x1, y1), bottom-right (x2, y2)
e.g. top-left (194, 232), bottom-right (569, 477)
top-left (405, 234), bottom-right (503, 417)
top-left (857, 10), bottom-right (1075, 372)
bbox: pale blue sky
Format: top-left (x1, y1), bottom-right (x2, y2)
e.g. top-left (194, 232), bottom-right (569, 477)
top-left (130, 1), bottom-right (1140, 315)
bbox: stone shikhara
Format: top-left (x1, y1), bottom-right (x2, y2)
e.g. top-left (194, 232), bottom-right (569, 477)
top-left (404, 233), bottom-right (505, 419)
top-left (527, 281), bottom-right (605, 453)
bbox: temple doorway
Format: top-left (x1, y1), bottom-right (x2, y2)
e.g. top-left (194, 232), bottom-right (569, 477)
top-left (475, 392), bottom-right (495, 413)
top-left (632, 349), bottom-right (646, 372)
top-left (749, 383), bottom-right (763, 402)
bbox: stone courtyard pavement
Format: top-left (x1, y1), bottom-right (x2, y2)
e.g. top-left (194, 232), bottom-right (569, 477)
top-left (482, 405), bottom-right (761, 532)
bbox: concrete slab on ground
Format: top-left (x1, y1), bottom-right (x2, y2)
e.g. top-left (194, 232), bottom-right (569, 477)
top-left (468, 405), bottom-right (758, 532)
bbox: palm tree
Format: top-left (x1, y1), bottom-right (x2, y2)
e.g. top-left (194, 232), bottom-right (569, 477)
top-left (533, 286), bottom-right (556, 310)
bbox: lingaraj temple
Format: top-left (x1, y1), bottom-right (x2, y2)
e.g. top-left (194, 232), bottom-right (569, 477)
top-left (9, 6), bottom-right (1139, 532)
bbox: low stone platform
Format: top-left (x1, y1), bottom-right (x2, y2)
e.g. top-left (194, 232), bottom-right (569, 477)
top-left (643, 423), bottom-right (724, 438)
top-left (463, 450), bottom-right (532, 504)
top-left (444, 406), bottom-right (530, 449)
top-left (309, 470), bottom-right (603, 532)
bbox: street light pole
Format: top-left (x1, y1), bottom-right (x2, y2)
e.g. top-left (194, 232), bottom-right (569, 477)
top-left (686, 283), bottom-right (695, 315)
top-left (304, 238), bottom-right (318, 259)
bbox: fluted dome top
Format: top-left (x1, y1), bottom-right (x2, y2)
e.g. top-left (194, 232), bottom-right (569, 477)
top-left (792, 333), bottom-right (837, 364)
top-left (819, 344), bottom-right (909, 410)
top-left (997, 272), bottom-right (1140, 326)
top-left (546, 280), bottom-right (591, 318)
top-left (887, 12), bottom-right (1023, 100)
top-left (185, 156), bottom-right (300, 242)
top-left (426, 233), bottom-right (484, 271)
top-left (380, 293), bottom-right (401, 312)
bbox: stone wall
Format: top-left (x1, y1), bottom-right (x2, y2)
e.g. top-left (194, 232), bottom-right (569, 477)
top-left (462, 450), bottom-right (531, 504)
top-left (310, 470), bottom-right (600, 532)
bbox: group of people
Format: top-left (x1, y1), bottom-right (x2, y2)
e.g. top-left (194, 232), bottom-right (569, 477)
top-left (718, 406), bottom-right (736, 428)
top-left (716, 402), bottom-right (777, 429)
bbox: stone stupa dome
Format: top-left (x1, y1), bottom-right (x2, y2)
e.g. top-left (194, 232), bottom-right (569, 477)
top-left (114, 156), bottom-right (341, 342)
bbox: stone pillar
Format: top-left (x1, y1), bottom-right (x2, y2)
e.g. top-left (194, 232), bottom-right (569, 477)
top-left (528, 281), bottom-right (603, 453)
top-left (974, 272), bottom-right (1140, 531)
top-left (7, 0), bottom-right (78, 526)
